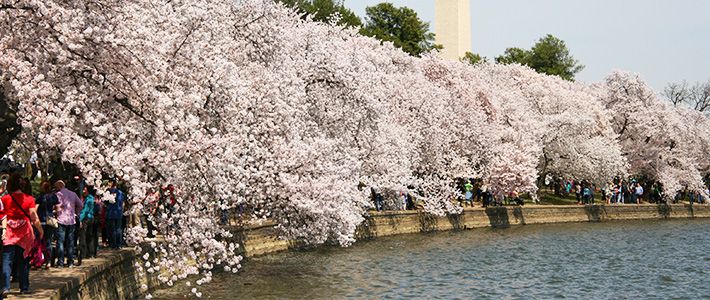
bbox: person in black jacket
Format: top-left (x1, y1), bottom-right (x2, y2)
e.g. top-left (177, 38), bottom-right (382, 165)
top-left (36, 181), bottom-right (59, 267)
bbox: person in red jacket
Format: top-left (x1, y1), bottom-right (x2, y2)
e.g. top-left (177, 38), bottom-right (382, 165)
top-left (0, 173), bottom-right (43, 295)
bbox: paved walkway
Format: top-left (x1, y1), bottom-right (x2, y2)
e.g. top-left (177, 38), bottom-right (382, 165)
top-left (2, 249), bottom-right (134, 300)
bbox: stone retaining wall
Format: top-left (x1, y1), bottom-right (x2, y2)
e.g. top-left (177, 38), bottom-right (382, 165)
top-left (69, 250), bottom-right (148, 300)
top-left (355, 204), bottom-right (710, 239)
top-left (19, 249), bottom-right (148, 300)
top-left (47, 204), bottom-right (709, 299)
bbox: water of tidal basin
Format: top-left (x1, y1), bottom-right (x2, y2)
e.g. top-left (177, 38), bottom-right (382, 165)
top-left (155, 219), bottom-right (710, 299)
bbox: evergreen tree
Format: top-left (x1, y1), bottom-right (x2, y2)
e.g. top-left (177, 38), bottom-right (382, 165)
top-left (462, 52), bottom-right (488, 65)
top-left (278, 0), bottom-right (362, 28)
top-left (360, 3), bottom-right (441, 57)
top-left (495, 34), bottom-right (584, 81)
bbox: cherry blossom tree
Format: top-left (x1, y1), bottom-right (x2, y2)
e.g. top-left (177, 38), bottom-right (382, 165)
top-left (602, 71), bottom-right (709, 198)
top-left (0, 0), bottom-right (475, 291)
top-left (1, 0), bottom-right (709, 297)
top-left (424, 61), bottom-right (627, 191)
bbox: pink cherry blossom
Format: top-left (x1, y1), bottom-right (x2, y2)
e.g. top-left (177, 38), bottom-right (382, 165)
top-left (1, 0), bottom-right (708, 295)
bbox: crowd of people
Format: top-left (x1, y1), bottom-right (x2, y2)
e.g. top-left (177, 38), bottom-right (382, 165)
top-left (369, 178), bottom-right (528, 212)
top-left (0, 148), bottom-right (184, 297)
top-left (0, 171), bottom-right (127, 297)
top-left (455, 178), bottom-right (526, 208)
top-left (370, 176), bottom-right (710, 212)
top-left (562, 177), bottom-right (709, 206)
top-left (0, 152), bottom-right (708, 296)
top-left (370, 187), bottom-right (416, 212)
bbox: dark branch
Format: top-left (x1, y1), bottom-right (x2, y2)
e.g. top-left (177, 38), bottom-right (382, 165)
top-left (114, 95), bottom-right (157, 126)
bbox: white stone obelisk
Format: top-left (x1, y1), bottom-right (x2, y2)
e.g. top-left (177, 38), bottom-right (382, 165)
top-left (435, 0), bottom-right (472, 61)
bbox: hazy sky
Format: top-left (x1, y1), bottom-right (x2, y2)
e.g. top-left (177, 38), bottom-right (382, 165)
top-left (344, 0), bottom-right (710, 91)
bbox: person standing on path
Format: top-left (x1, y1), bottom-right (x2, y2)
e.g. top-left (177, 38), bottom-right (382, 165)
top-left (613, 185), bottom-right (621, 204)
top-left (27, 152), bottom-right (39, 181)
top-left (35, 181), bottom-right (59, 267)
top-left (621, 181), bottom-right (631, 204)
top-left (0, 173), bottom-right (43, 295)
top-left (582, 186), bottom-right (592, 205)
top-left (481, 183), bottom-right (490, 207)
top-left (78, 186), bottom-right (98, 259)
top-left (105, 180), bottom-right (125, 249)
top-left (54, 180), bottom-right (83, 268)
top-left (464, 180), bottom-right (474, 207)
top-left (634, 183), bottom-right (644, 204)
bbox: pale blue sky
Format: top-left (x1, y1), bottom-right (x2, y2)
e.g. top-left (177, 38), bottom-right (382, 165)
top-left (344, 0), bottom-right (710, 91)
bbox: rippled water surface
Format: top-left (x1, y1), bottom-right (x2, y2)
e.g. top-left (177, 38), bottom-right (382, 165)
top-left (154, 219), bottom-right (710, 299)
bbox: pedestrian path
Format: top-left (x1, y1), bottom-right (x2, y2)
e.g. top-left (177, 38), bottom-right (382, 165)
top-left (2, 249), bottom-right (134, 300)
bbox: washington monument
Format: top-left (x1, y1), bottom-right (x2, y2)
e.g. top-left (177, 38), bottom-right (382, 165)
top-left (435, 0), bottom-right (472, 60)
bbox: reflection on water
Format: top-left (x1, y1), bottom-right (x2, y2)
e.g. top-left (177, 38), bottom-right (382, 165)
top-left (154, 219), bottom-right (710, 299)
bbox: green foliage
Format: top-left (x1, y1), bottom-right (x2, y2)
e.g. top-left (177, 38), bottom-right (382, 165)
top-left (495, 47), bottom-right (528, 65)
top-left (461, 52), bottom-right (488, 65)
top-left (278, 1), bottom-right (440, 57)
top-left (495, 34), bottom-right (584, 81)
top-left (359, 3), bottom-right (441, 57)
top-left (277, 0), bottom-right (362, 28)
